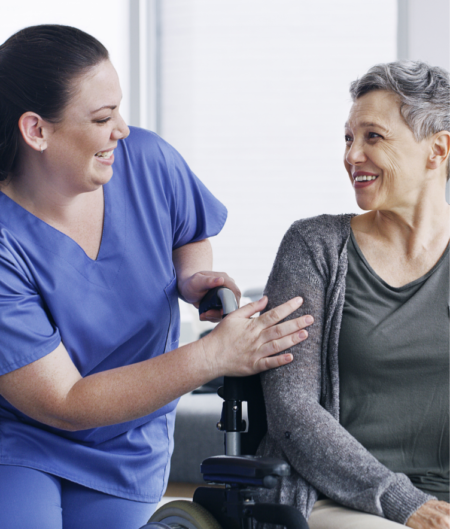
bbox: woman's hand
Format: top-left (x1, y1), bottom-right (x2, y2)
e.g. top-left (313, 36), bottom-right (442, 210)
top-left (406, 500), bottom-right (450, 529)
top-left (201, 295), bottom-right (313, 377)
top-left (178, 271), bottom-right (241, 322)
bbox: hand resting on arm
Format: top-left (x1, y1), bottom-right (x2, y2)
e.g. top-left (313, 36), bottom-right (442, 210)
top-left (0, 294), bottom-right (312, 432)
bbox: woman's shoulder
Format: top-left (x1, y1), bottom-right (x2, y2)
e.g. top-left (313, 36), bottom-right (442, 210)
top-left (284, 213), bottom-right (355, 249)
top-left (271, 214), bottom-right (355, 282)
top-left (266, 214), bottom-right (355, 296)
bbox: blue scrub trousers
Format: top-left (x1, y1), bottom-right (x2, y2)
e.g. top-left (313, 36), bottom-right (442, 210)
top-left (0, 465), bottom-right (158, 529)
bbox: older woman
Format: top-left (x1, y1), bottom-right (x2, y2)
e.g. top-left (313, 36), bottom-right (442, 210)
top-left (0, 25), bottom-right (313, 529)
top-left (258, 61), bottom-right (449, 529)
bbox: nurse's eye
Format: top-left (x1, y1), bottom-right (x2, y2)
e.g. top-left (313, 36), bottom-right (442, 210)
top-left (95, 117), bottom-right (111, 124)
top-left (344, 134), bottom-right (353, 144)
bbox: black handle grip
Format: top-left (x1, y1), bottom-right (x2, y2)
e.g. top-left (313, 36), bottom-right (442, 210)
top-left (199, 286), bottom-right (224, 316)
top-left (199, 287), bottom-right (238, 317)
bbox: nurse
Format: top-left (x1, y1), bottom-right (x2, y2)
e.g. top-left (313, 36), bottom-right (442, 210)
top-left (0, 25), bottom-right (313, 529)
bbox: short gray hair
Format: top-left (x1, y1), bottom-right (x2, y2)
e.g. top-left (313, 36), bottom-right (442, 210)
top-left (350, 61), bottom-right (450, 179)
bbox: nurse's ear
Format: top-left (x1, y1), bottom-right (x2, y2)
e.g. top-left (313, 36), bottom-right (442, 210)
top-left (18, 112), bottom-right (51, 154)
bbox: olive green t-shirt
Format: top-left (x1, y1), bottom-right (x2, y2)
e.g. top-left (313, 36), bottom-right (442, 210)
top-left (339, 232), bottom-right (449, 502)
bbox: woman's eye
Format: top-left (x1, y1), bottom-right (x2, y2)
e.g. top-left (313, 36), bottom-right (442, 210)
top-left (344, 135), bottom-right (352, 143)
top-left (95, 117), bottom-right (111, 124)
top-left (368, 132), bottom-right (382, 139)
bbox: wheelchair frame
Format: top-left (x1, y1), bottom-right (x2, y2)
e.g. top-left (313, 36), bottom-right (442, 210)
top-left (144, 287), bottom-right (309, 529)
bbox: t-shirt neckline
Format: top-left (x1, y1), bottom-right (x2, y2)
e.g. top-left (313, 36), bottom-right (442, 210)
top-left (349, 229), bottom-right (450, 292)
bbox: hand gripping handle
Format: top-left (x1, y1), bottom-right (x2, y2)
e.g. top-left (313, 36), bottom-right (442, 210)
top-left (198, 286), bottom-right (238, 318)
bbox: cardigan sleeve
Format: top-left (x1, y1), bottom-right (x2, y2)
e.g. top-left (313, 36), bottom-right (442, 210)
top-left (259, 217), bottom-right (434, 524)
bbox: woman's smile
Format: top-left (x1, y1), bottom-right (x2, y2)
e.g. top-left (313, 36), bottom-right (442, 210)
top-left (352, 171), bottom-right (379, 188)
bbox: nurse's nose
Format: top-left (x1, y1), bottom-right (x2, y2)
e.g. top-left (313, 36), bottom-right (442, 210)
top-left (112, 114), bottom-right (130, 140)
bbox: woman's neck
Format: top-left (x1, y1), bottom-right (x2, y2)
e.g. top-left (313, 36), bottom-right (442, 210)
top-left (351, 185), bottom-right (449, 288)
top-left (354, 184), bottom-right (449, 259)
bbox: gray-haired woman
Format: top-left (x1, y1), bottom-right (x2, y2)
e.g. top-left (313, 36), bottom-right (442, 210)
top-left (258, 61), bottom-right (449, 528)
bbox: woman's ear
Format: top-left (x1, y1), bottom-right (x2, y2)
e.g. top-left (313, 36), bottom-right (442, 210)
top-left (17, 112), bottom-right (49, 153)
top-left (427, 131), bottom-right (450, 171)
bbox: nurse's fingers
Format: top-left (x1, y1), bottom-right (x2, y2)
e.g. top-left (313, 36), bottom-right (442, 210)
top-left (238, 296), bottom-right (304, 325)
top-left (190, 273), bottom-right (241, 308)
top-left (260, 315), bottom-right (313, 344)
top-left (256, 329), bottom-right (308, 366)
top-left (199, 308), bottom-right (222, 323)
top-left (215, 275), bottom-right (241, 306)
top-left (256, 352), bottom-right (294, 371)
top-left (228, 296), bottom-right (269, 319)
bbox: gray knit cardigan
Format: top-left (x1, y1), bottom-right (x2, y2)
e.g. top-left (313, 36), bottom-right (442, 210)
top-left (257, 214), bottom-right (434, 524)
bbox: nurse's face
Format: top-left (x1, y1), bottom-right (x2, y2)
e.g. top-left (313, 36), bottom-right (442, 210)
top-left (45, 60), bottom-right (130, 194)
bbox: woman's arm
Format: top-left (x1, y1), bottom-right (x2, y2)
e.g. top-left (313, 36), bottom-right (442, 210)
top-left (173, 238), bottom-right (240, 321)
top-left (260, 218), bottom-right (434, 524)
top-left (0, 295), bottom-right (312, 431)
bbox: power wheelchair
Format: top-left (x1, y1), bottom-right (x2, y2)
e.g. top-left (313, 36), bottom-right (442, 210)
top-left (141, 287), bottom-right (309, 529)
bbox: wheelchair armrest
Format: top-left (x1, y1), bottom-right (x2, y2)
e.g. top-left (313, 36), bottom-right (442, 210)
top-left (201, 455), bottom-right (290, 480)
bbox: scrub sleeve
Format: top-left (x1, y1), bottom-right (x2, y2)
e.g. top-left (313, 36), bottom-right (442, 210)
top-left (0, 127), bottom-right (227, 503)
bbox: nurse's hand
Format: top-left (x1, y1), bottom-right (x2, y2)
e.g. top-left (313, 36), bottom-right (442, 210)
top-left (201, 295), bottom-right (313, 376)
top-left (172, 239), bottom-right (241, 321)
top-left (406, 500), bottom-right (450, 529)
top-left (179, 272), bottom-right (241, 322)
top-left (0, 294), bottom-right (310, 431)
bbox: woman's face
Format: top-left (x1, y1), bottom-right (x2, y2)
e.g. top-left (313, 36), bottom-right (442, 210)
top-left (344, 90), bottom-right (431, 212)
top-left (45, 60), bottom-right (130, 195)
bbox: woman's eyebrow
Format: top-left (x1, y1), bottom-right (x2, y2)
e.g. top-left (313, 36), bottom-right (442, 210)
top-left (91, 105), bottom-right (117, 114)
top-left (360, 121), bottom-right (389, 131)
top-left (344, 121), bottom-right (389, 132)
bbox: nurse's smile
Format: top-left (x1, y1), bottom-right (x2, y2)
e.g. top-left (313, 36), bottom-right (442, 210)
top-left (94, 149), bottom-right (115, 165)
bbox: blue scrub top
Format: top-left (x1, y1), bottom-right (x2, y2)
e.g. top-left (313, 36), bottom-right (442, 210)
top-left (0, 127), bottom-right (227, 502)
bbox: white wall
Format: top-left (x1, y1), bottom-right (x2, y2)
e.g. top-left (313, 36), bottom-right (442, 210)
top-left (398, 0), bottom-right (450, 203)
top-left (0, 0), bottom-right (131, 123)
top-left (9, 1), bottom-right (441, 293)
top-left (160, 0), bottom-right (397, 292)
top-left (407, 0), bottom-right (449, 69)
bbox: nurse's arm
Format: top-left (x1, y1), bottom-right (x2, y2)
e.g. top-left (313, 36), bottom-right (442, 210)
top-left (0, 296), bottom-right (312, 431)
top-left (173, 239), bottom-right (241, 321)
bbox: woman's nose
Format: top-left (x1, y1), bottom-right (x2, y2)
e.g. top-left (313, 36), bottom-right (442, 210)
top-left (345, 139), bottom-right (366, 166)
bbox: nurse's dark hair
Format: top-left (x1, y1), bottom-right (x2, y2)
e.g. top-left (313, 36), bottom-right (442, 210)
top-left (0, 24), bottom-right (109, 182)
top-left (350, 60), bottom-right (450, 180)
